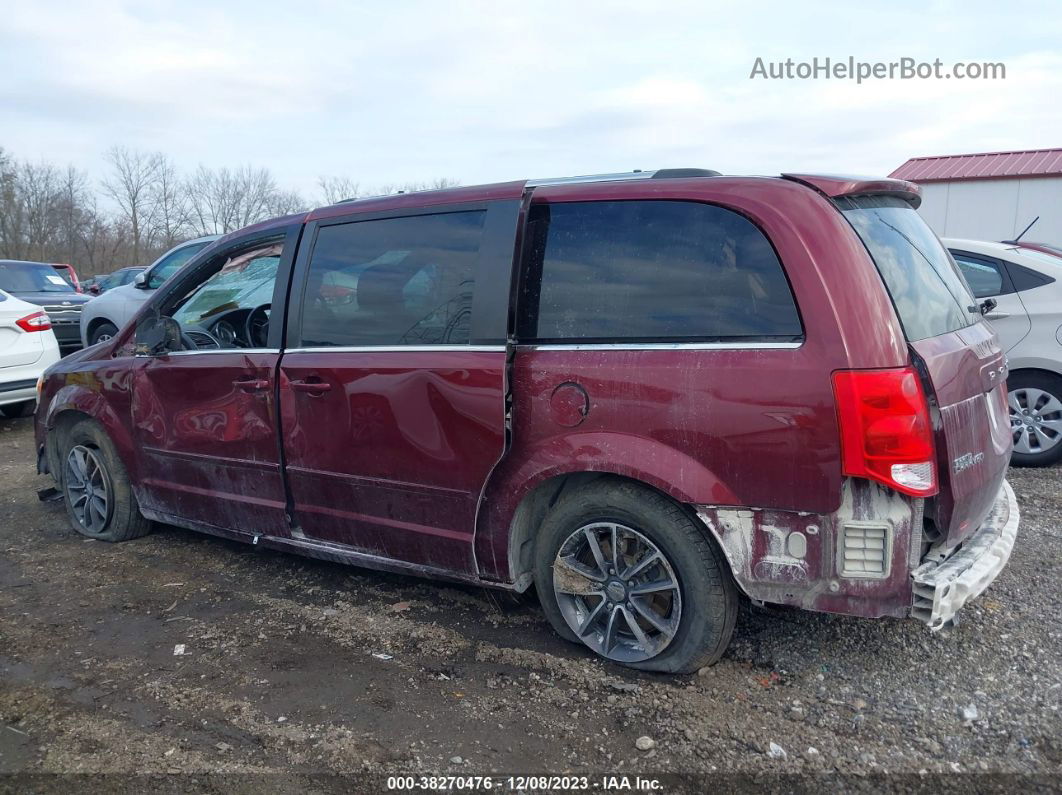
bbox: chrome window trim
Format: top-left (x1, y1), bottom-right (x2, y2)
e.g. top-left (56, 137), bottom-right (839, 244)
top-left (519, 341), bottom-right (803, 351)
top-left (142, 348), bottom-right (281, 357)
top-left (283, 345), bottom-right (506, 354)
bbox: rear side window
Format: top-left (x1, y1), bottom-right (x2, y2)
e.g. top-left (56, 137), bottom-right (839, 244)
top-left (298, 211), bottom-right (485, 347)
top-left (951, 251), bottom-right (1004, 299)
top-left (837, 196), bottom-right (974, 341)
top-left (519, 200), bottom-right (802, 343)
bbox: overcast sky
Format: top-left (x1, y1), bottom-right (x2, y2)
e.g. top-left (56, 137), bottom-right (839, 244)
top-left (3, 0), bottom-right (1061, 200)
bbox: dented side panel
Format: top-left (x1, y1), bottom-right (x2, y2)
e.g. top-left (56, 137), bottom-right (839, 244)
top-left (129, 351), bottom-right (290, 536)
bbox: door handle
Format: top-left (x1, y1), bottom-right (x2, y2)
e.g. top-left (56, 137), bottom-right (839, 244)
top-left (984, 311), bottom-right (1010, 320)
top-left (233, 377), bottom-right (270, 392)
top-left (290, 379), bottom-right (332, 395)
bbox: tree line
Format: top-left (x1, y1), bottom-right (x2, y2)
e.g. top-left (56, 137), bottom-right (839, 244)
top-left (0, 145), bottom-right (457, 277)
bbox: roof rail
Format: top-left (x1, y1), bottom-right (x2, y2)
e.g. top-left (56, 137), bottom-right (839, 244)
top-left (526, 168), bottom-right (720, 187)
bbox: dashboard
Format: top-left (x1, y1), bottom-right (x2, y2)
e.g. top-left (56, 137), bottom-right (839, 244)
top-left (179, 304), bottom-right (270, 350)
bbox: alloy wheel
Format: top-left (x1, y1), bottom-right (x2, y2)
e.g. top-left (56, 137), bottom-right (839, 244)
top-left (1009, 387), bottom-right (1062, 455)
top-left (552, 522), bottom-right (681, 663)
top-left (65, 444), bottom-right (111, 534)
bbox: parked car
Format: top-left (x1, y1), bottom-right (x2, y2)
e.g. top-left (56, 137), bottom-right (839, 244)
top-left (84, 267), bottom-right (147, 295)
top-left (0, 289), bottom-right (61, 418)
top-left (945, 238), bottom-right (1062, 466)
top-left (80, 237), bottom-right (218, 346)
top-left (52, 263), bottom-right (82, 292)
top-left (0, 260), bottom-right (91, 354)
top-left (36, 171), bottom-right (1017, 673)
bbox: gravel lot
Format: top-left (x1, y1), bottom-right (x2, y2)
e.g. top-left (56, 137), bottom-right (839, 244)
top-left (1, 413), bottom-right (1060, 787)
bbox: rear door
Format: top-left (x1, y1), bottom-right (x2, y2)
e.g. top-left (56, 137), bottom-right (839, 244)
top-left (949, 249), bottom-right (1031, 352)
top-left (838, 197), bottom-right (1012, 547)
top-left (278, 200), bottom-right (519, 574)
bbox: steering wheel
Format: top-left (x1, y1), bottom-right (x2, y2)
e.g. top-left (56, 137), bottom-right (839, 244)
top-left (245, 303), bottom-right (271, 349)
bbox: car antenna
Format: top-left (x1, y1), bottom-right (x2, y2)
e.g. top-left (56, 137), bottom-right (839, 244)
top-left (1007, 216), bottom-right (1039, 244)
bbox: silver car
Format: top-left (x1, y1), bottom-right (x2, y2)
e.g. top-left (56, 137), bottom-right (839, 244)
top-left (80, 236), bottom-right (219, 347)
top-left (945, 238), bottom-right (1062, 466)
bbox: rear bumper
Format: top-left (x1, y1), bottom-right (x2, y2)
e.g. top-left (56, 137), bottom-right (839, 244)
top-left (911, 480), bottom-right (1019, 630)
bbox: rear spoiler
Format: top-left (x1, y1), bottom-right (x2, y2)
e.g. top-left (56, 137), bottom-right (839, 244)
top-left (782, 173), bottom-right (922, 209)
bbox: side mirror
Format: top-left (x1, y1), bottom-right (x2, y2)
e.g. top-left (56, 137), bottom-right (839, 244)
top-left (979, 298), bottom-right (998, 316)
top-left (88, 284), bottom-right (101, 295)
top-left (134, 315), bottom-right (181, 356)
top-left (133, 272), bottom-right (148, 289)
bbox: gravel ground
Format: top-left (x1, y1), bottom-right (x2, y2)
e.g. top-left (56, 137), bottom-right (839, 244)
top-left (1, 413), bottom-right (1060, 788)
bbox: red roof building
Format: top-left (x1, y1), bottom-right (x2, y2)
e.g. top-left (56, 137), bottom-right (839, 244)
top-left (890, 148), bottom-right (1062, 183)
top-left (889, 148), bottom-right (1062, 244)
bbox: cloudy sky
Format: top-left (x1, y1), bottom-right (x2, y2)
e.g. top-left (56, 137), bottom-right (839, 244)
top-left (3, 0), bottom-right (1061, 199)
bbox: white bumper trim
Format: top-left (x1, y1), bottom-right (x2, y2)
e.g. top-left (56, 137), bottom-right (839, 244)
top-left (911, 480), bottom-right (1019, 631)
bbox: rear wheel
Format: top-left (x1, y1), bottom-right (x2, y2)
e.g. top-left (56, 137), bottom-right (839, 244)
top-left (533, 479), bottom-right (737, 673)
top-left (1008, 371), bottom-right (1062, 467)
top-left (89, 321), bottom-right (119, 346)
top-left (59, 419), bottom-right (151, 542)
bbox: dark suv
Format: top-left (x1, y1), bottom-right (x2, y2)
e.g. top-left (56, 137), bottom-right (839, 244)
top-left (35, 170), bottom-right (1018, 672)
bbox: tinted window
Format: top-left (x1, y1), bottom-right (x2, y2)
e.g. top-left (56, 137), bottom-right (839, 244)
top-left (0, 261), bottom-right (77, 293)
top-left (837, 196), bottom-right (974, 341)
top-left (148, 241), bottom-right (212, 288)
top-left (519, 201), bottom-right (801, 342)
top-left (951, 252), bottom-right (1004, 298)
top-left (299, 211), bottom-right (485, 347)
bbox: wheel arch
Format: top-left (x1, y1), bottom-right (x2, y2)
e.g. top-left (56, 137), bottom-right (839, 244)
top-left (44, 386), bottom-right (137, 481)
top-left (476, 437), bottom-right (739, 588)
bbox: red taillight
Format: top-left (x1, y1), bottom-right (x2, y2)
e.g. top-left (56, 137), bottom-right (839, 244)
top-left (16, 311), bottom-right (51, 332)
top-left (832, 367), bottom-right (937, 497)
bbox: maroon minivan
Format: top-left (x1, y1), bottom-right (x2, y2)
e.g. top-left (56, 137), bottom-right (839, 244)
top-left (34, 169), bottom-right (1019, 672)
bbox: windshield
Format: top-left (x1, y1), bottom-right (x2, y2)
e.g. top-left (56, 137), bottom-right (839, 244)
top-left (837, 196), bottom-right (975, 341)
top-left (0, 261), bottom-right (78, 293)
top-left (147, 240), bottom-right (212, 289)
top-left (172, 248), bottom-right (280, 327)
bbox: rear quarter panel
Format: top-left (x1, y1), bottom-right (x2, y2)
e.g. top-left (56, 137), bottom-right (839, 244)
top-left (477, 177), bottom-right (911, 583)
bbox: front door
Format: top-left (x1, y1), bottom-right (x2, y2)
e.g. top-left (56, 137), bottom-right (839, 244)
top-left (131, 229), bottom-right (299, 536)
top-left (278, 201), bottom-right (519, 574)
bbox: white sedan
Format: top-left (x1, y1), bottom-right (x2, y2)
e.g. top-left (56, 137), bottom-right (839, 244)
top-left (0, 289), bottom-right (61, 418)
top-left (945, 238), bottom-right (1062, 466)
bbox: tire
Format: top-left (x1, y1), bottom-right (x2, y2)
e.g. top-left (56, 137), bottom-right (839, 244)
top-left (0, 400), bottom-right (35, 419)
top-left (1008, 371), bottom-right (1062, 467)
top-left (89, 321), bottom-right (120, 346)
top-left (533, 479), bottom-right (738, 673)
top-left (58, 419), bottom-right (152, 542)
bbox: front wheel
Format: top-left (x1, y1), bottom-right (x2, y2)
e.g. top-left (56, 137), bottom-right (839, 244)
top-left (59, 419), bottom-right (152, 542)
top-left (1008, 371), bottom-right (1062, 467)
top-left (533, 479), bottom-right (737, 673)
top-left (89, 321), bottom-right (119, 346)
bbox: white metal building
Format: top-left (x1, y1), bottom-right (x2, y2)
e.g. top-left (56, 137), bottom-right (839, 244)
top-left (889, 148), bottom-right (1062, 245)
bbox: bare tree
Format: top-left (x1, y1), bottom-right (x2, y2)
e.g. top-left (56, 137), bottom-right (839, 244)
top-left (1, 143), bottom-right (459, 274)
top-left (187, 164), bottom-right (307, 235)
top-left (375, 178), bottom-right (461, 196)
top-left (19, 161), bottom-right (63, 262)
top-left (317, 175), bottom-right (360, 205)
top-left (0, 147), bottom-right (25, 259)
top-left (101, 146), bottom-right (163, 263)
top-left (149, 156), bottom-right (190, 250)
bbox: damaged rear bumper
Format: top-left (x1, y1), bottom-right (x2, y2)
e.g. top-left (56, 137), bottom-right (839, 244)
top-left (911, 480), bottom-right (1019, 631)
